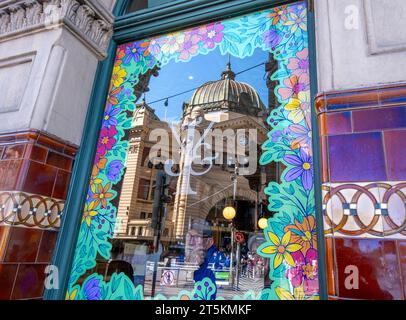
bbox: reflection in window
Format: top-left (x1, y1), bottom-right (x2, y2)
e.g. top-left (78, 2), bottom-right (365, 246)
top-left (127, 0), bottom-right (178, 13)
top-left (106, 53), bottom-right (275, 298)
top-left (137, 179), bottom-right (151, 200)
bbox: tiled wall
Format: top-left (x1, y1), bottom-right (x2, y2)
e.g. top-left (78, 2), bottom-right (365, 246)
top-left (316, 84), bottom-right (406, 300)
top-left (0, 130), bottom-right (76, 300)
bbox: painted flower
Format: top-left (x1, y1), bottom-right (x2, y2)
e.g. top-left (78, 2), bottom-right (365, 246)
top-left (284, 90), bottom-right (310, 124)
top-left (92, 154), bottom-right (107, 178)
top-left (102, 105), bottom-right (120, 128)
top-left (259, 231), bottom-right (302, 269)
top-left (287, 48), bottom-right (309, 76)
top-left (286, 248), bottom-right (319, 296)
top-left (97, 126), bottom-right (117, 157)
top-left (178, 33), bottom-right (201, 60)
top-left (106, 160), bottom-right (124, 182)
top-left (124, 43), bottom-right (142, 64)
top-left (263, 29), bottom-right (282, 49)
top-left (161, 32), bottom-right (185, 55)
top-left (199, 23), bottom-right (224, 49)
top-left (82, 201), bottom-right (98, 226)
top-left (114, 47), bottom-right (126, 67)
top-left (66, 288), bottom-right (78, 300)
top-left (289, 112), bottom-right (312, 154)
top-left (89, 176), bottom-right (103, 194)
top-left (276, 285), bottom-right (319, 300)
top-left (278, 74), bottom-right (309, 101)
top-left (111, 65), bottom-right (127, 88)
top-left (284, 215), bottom-right (317, 254)
top-left (92, 183), bottom-right (114, 208)
top-left (107, 86), bottom-right (121, 106)
top-left (268, 6), bottom-right (289, 25)
top-left (83, 277), bottom-right (103, 300)
top-left (148, 38), bottom-right (163, 57)
top-left (284, 148), bottom-right (313, 191)
top-left (285, 8), bottom-right (307, 33)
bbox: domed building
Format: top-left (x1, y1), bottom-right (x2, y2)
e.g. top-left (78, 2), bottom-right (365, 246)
top-left (182, 63), bottom-right (267, 123)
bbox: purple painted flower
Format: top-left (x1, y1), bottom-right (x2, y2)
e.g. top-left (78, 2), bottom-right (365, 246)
top-left (286, 248), bottom-right (318, 296)
top-left (107, 160), bottom-right (124, 181)
top-left (102, 105), bottom-right (120, 128)
top-left (263, 29), bottom-right (282, 49)
top-left (284, 148), bottom-right (313, 191)
top-left (124, 43), bottom-right (142, 64)
top-left (148, 38), bottom-right (162, 57)
top-left (83, 277), bottom-right (102, 300)
top-left (199, 23), bottom-right (224, 49)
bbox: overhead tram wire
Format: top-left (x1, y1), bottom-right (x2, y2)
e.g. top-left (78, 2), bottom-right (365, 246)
top-left (146, 61), bottom-right (267, 106)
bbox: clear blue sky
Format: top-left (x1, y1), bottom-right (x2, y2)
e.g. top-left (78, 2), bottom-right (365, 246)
top-left (145, 47), bottom-right (270, 122)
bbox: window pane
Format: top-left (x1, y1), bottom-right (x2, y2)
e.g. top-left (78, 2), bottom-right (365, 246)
top-left (127, 0), bottom-right (178, 13)
top-left (69, 1), bottom-right (317, 301)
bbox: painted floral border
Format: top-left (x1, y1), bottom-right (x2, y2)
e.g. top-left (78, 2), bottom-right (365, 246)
top-left (67, 1), bottom-right (318, 300)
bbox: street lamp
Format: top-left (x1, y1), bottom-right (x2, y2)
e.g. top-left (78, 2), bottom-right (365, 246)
top-left (223, 206), bottom-right (236, 221)
top-left (258, 217), bottom-right (268, 230)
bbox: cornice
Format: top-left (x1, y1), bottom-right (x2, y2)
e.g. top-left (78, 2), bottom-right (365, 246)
top-left (0, 0), bottom-right (114, 59)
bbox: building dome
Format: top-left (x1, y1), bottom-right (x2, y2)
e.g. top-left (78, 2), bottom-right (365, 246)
top-left (185, 63), bottom-right (266, 117)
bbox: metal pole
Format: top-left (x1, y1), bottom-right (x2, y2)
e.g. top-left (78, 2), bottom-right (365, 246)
top-left (236, 242), bottom-right (240, 290)
top-left (229, 222), bottom-right (235, 289)
top-left (150, 171), bottom-right (166, 297)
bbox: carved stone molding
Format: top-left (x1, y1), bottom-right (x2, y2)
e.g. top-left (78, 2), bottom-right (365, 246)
top-left (0, 0), bottom-right (114, 58)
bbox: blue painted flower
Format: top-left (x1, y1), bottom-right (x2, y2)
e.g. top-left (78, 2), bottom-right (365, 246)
top-left (124, 43), bottom-right (142, 64)
top-left (102, 105), bottom-right (120, 128)
top-left (263, 29), bottom-right (282, 49)
top-left (106, 160), bottom-right (124, 182)
top-left (83, 277), bottom-right (102, 300)
top-left (284, 148), bottom-right (313, 191)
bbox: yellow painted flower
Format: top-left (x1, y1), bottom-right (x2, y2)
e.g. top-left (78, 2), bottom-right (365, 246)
top-left (111, 65), bottom-right (127, 88)
top-left (260, 231), bottom-right (302, 269)
top-left (285, 91), bottom-right (310, 124)
top-left (284, 9), bottom-right (307, 33)
top-left (276, 286), bottom-right (319, 300)
top-left (83, 201), bottom-right (98, 226)
top-left (66, 288), bottom-right (78, 300)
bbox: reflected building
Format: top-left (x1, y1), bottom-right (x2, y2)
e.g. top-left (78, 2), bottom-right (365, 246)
top-left (114, 63), bottom-right (272, 256)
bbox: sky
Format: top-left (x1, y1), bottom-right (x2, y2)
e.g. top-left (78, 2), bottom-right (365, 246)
top-left (145, 47), bottom-right (270, 122)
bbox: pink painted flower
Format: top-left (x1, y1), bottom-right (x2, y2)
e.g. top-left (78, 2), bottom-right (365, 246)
top-left (287, 48), bottom-right (309, 76)
top-left (278, 74), bottom-right (310, 101)
top-left (286, 248), bottom-right (319, 296)
top-left (199, 23), bottom-right (224, 49)
top-left (97, 126), bottom-right (117, 157)
top-left (178, 33), bottom-right (201, 60)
